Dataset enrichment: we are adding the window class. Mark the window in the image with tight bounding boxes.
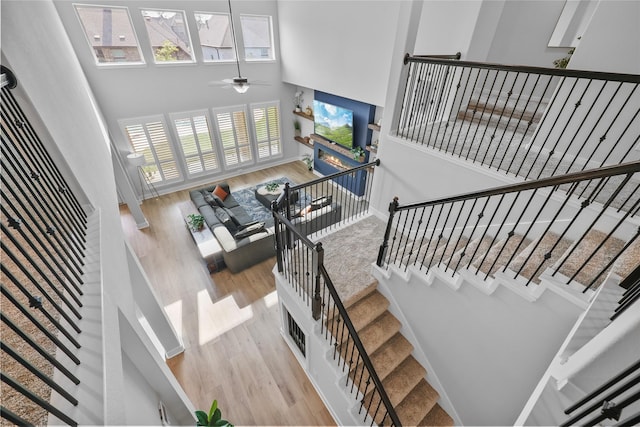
[171,112,221,177]
[140,9,194,63]
[251,102,282,161]
[74,5,144,65]
[212,106,253,169]
[194,12,236,62]
[120,117,181,184]
[239,15,275,61]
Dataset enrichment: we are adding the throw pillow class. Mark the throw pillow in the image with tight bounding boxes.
[212,184,229,201]
[203,193,224,208]
[214,207,238,233]
[234,222,266,240]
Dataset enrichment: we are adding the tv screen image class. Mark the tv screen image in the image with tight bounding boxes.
[313,100,354,149]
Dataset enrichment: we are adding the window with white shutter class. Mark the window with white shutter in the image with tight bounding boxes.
[171,111,220,177]
[250,101,282,161]
[212,105,253,169]
[120,116,181,184]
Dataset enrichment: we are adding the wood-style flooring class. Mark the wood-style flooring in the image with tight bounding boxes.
[120,161,335,426]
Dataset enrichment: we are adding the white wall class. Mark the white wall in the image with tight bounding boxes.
[377,267,583,425]
[414,1,482,58]
[277,0,400,107]
[568,0,640,74]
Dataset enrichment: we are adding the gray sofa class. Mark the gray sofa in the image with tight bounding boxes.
[190,183,275,273]
[189,182,343,273]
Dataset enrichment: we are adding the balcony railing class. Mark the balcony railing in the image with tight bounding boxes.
[397,55,640,182]
[1,69,87,426]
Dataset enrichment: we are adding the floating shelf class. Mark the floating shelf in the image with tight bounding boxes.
[294,136,313,148]
[310,134,365,163]
[368,123,381,132]
[365,145,378,153]
[293,110,313,121]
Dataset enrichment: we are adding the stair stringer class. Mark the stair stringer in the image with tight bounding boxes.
[374,260,585,425]
[371,265,463,426]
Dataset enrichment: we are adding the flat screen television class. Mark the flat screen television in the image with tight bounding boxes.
[313,100,354,149]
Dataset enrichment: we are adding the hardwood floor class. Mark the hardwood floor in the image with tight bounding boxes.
[120,161,335,425]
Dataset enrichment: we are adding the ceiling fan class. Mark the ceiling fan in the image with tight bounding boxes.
[208,0,269,93]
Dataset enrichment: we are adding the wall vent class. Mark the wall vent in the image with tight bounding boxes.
[287,310,306,357]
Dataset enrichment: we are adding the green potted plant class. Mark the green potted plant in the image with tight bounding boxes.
[302,154,313,170]
[350,146,366,161]
[265,181,280,192]
[187,213,205,231]
[195,400,232,427]
[294,119,301,137]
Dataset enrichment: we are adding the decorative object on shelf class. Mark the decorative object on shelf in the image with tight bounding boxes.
[195,399,233,427]
[207,0,268,93]
[377,117,382,126]
[350,146,366,161]
[187,213,205,232]
[304,136,312,145]
[294,119,301,137]
[302,154,313,170]
[305,105,313,116]
[265,181,280,192]
[294,90,304,112]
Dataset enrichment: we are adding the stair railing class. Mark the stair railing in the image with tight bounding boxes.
[272,209,401,426]
[398,54,640,183]
[377,161,640,291]
[1,73,87,426]
[560,359,640,426]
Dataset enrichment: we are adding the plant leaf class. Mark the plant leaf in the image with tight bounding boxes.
[208,400,218,421]
[210,408,222,425]
[215,419,231,426]
[195,410,208,426]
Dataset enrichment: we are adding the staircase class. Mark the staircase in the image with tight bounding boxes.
[333,283,453,426]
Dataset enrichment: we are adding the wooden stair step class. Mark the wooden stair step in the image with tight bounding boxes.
[338,311,401,358]
[509,231,572,284]
[396,379,440,426]
[418,403,454,426]
[450,235,495,272]
[349,333,414,389]
[365,356,426,424]
[473,233,532,277]
[556,229,627,288]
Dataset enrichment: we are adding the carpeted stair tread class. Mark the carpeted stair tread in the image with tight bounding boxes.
[340,311,401,357]
[473,233,532,277]
[396,379,440,426]
[345,290,390,332]
[342,280,379,309]
[432,235,470,271]
[419,403,454,426]
[407,239,447,269]
[555,229,626,288]
[349,333,414,387]
[509,231,573,284]
[613,236,640,278]
[365,356,427,424]
[451,235,495,272]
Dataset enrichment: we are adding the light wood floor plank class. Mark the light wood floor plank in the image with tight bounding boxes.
[120,161,335,426]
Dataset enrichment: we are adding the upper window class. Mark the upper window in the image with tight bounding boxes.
[250,102,282,161]
[74,5,144,65]
[194,12,236,62]
[212,105,253,169]
[239,15,275,61]
[140,9,195,63]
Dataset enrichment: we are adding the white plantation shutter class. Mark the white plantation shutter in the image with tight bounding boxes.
[251,101,282,161]
[213,105,253,169]
[121,116,181,184]
[171,112,220,177]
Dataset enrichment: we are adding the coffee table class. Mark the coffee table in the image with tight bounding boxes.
[255,184,285,209]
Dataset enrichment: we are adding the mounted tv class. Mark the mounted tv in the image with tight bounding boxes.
[313,100,354,149]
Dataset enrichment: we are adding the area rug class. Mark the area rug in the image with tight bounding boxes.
[232,177,299,227]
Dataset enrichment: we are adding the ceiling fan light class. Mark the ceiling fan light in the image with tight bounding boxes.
[233,83,250,94]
